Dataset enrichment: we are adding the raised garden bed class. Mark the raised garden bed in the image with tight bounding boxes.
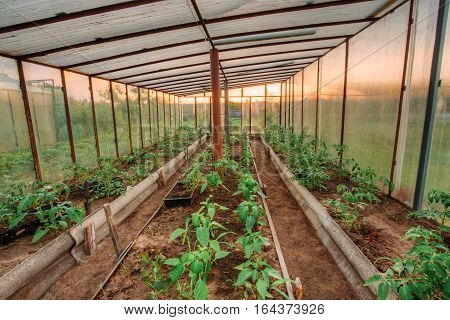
[0,135,207,300]
[95,138,291,300]
[260,128,449,300]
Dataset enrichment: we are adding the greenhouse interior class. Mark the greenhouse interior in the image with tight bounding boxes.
[0,0,448,302]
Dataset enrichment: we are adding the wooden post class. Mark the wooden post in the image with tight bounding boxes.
[109,81,120,158]
[158,169,166,186]
[83,180,91,216]
[89,76,101,158]
[264,84,267,129]
[84,223,96,256]
[210,48,223,160]
[17,60,42,181]
[125,85,133,153]
[60,69,77,163]
[294,277,303,300]
[104,204,123,259]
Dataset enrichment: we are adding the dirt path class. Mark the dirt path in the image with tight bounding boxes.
[251,140,357,300]
[42,154,199,300]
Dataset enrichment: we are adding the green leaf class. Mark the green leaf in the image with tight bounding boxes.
[399,285,413,300]
[245,215,256,230]
[194,278,208,300]
[209,240,220,251]
[256,278,269,299]
[8,212,26,229]
[364,274,382,286]
[168,263,185,282]
[214,251,229,260]
[169,228,185,242]
[378,282,390,300]
[31,228,49,244]
[190,260,204,274]
[196,227,210,247]
[235,268,253,285]
[164,258,181,266]
[207,206,215,219]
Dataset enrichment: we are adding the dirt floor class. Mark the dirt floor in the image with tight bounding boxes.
[96,144,284,300]
[252,140,357,300]
[41,153,199,300]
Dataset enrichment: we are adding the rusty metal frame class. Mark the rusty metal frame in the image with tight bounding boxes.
[0,0,167,34]
[194,97,198,129]
[264,84,268,129]
[88,76,101,157]
[141,65,306,88]
[138,89,144,148]
[301,70,304,134]
[17,60,42,180]
[113,48,327,81]
[60,69,76,163]
[125,85,133,152]
[155,91,160,140]
[147,89,152,144]
[131,57,317,86]
[18,1,374,60]
[109,81,120,158]
[339,39,350,163]
[315,59,320,138]
[279,82,283,126]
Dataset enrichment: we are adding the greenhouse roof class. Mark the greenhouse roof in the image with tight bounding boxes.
[0,0,401,96]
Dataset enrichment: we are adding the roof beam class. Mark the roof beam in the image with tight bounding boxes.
[140,65,304,87]
[162,73,295,92]
[17,0,374,59]
[108,46,332,80]
[0,0,166,34]
[131,57,318,85]
[150,69,299,91]
[138,63,308,86]
[173,77,288,95]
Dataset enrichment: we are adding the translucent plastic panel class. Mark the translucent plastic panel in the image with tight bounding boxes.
[303,62,318,137]
[112,82,130,156]
[281,82,286,127]
[319,44,346,149]
[243,85,265,97]
[267,83,281,96]
[182,97,195,127]
[157,92,165,136]
[344,2,409,179]
[0,57,35,190]
[266,96,280,127]
[173,96,178,128]
[229,88,242,97]
[149,90,159,142]
[242,97,250,132]
[24,62,72,182]
[393,0,439,204]
[197,97,210,130]
[426,5,450,198]
[229,97,242,132]
[164,93,171,129]
[251,97,265,134]
[140,88,151,147]
[64,71,97,168]
[91,78,116,158]
[127,86,141,150]
[293,72,302,133]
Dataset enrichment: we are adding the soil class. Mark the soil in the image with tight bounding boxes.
[41,147,203,300]
[258,138,447,273]
[95,144,285,300]
[251,140,357,300]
